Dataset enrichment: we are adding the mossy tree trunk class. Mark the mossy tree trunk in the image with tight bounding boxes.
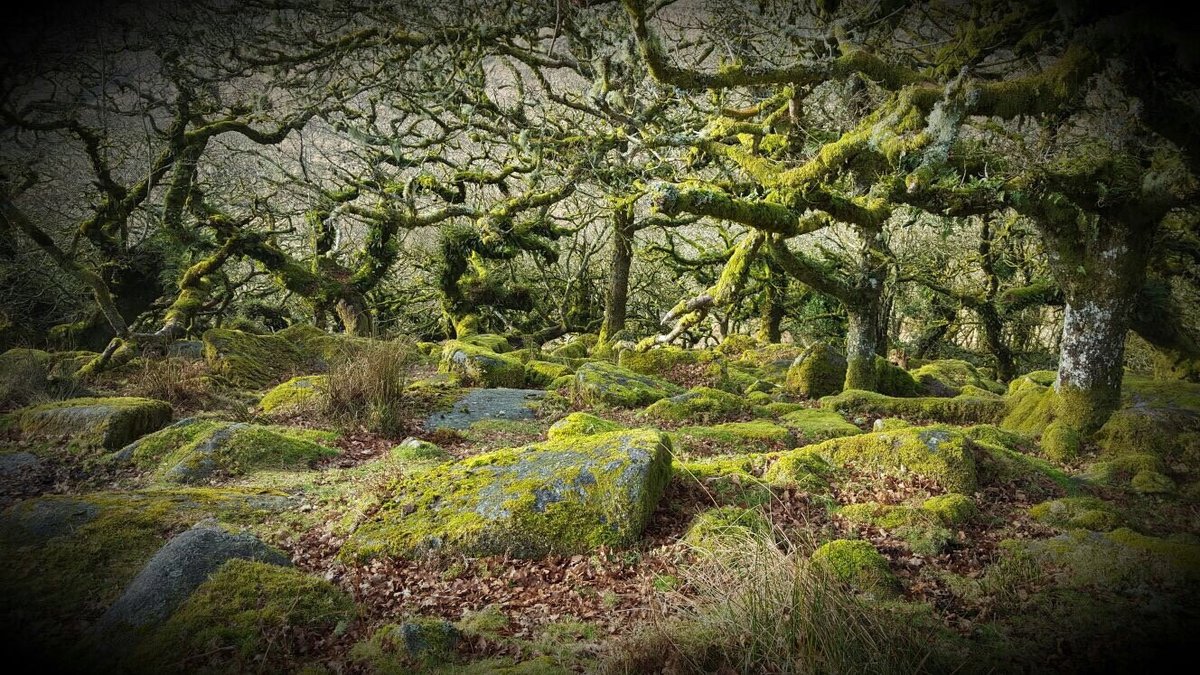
[600,206,634,344]
[757,258,786,343]
[844,298,882,390]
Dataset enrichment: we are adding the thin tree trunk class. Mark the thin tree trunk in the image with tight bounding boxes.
[600,207,634,343]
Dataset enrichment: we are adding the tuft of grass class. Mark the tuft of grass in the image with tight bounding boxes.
[324,338,420,437]
[126,357,214,409]
[601,530,956,674]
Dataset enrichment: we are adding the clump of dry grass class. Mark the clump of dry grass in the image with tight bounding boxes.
[602,530,953,674]
[127,357,215,409]
[324,338,420,437]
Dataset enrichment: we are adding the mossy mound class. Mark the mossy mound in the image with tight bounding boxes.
[642,386,747,423]
[910,359,1006,397]
[6,397,172,450]
[784,343,846,398]
[1130,470,1176,494]
[1041,420,1082,462]
[921,493,977,525]
[0,488,294,657]
[130,559,354,673]
[350,617,462,672]
[258,375,327,414]
[1019,528,1200,590]
[714,334,759,357]
[546,412,624,441]
[572,361,682,408]
[202,324,345,389]
[1030,497,1124,531]
[390,438,453,463]
[342,429,673,560]
[118,418,339,484]
[762,447,834,492]
[682,506,771,550]
[801,425,978,493]
[811,539,900,598]
[618,346,700,377]
[549,334,596,359]
[524,360,572,388]
[777,408,861,443]
[671,421,794,456]
[966,425,1077,493]
[837,502,955,555]
[459,333,512,353]
[821,389,1006,425]
[440,340,528,388]
[873,357,920,397]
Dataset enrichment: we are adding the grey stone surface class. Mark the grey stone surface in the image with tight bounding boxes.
[0,497,99,544]
[0,451,42,475]
[424,388,545,430]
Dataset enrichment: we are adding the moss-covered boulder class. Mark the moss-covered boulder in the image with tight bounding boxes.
[1030,497,1124,531]
[671,421,794,456]
[801,425,978,493]
[1018,528,1200,590]
[524,360,572,388]
[572,361,682,408]
[683,506,771,550]
[1041,420,1082,462]
[342,429,673,560]
[546,412,624,441]
[257,375,327,414]
[777,408,862,443]
[821,389,1006,425]
[921,493,977,525]
[202,324,344,389]
[6,397,172,450]
[351,618,462,671]
[763,447,834,492]
[117,418,338,484]
[440,340,527,388]
[459,333,512,353]
[130,559,354,672]
[618,346,700,377]
[811,539,900,598]
[390,437,452,462]
[784,344,847,398]
[642,386,747,422]
[836,502,955,555]
[874,357,920,397]
[549,334,596,359]
[910,359,1006,397]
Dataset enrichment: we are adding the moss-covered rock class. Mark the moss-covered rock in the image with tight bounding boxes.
[683,506,771,550]
[390,437,452,462]
[6,397,172,450]
[874,357,920,397]
[910,359,1006,397]
[202,324,344,389]
[460,333,512,353]
[1130,470,1176,495]
[351,618,461,672]
[777,408,862,443]
[572,361,682,408]
[921,493,977,525]
[671,421,794,456]
[762,447,834,492]
[837,502,955,555]
[967,425,1078,493]
[801,425,978,493]
[440,340,527,388]
[1019,528,1200,590]
[811,539,900,598]
[642,386,747,423]
[784,343,846,398]
[1030,497,1124,531]
[524,360,572,388]
[714,334,759,357]
[131,559,353,672]
[549,335,595,359]
[342,429,673,560]
[821,389,1006,425]
[546,413,624,441]
[258,375,327,414]
[118,418,339,484]
[618,346,700,377]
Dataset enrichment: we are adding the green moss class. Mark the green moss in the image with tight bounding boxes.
[642,386,747,423]
[811,539,900,598]
[572,361,682,408]
[784,344,846,398]
[350,618,462,673]
[1029,497,1123,531]
[910,359,1006,397]
[682,506,771,550]
[714,334,758,357]
[1021,528,1200,591]
[673,454,771,482]
[524,360,571,388]
[671,421,794,456]
[0,348,97,406]
[921,493,977,525]
[958,384,1002,399]
[874,357,920,397]
[1086,452,1165,484]
[1041,421,1082,462]
[133,559,353,672]
[968,428,1079,493]
[546,413,623,441]
[618,346,700,376]
[203,324,345,388]
[821,389,1006,425]
[1130,470,1176,495]
[0,487,295,647]
[123,419,339,484]
[258,375,327,414]
[839,502,930,529]
[440,340,527,388]
[763,447,834,492]
[1000,383,1058,435]
[8,397,173,451]
[460,333,512,353]
[341,429,672,560]
[550,337,592,360]
[801,425,978,493]
[391,438,452,463]
[778,408,861,443]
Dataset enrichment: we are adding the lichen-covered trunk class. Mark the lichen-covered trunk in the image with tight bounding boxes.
[600,214,633,344]
[757,258,785,343]
[335,294,373,337]
[844,299,881,391]
[1045,221,1153,434]
[978,305,1016,382]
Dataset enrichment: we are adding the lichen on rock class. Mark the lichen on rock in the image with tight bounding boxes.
[6,397,172,450]
[572,361,682,408]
